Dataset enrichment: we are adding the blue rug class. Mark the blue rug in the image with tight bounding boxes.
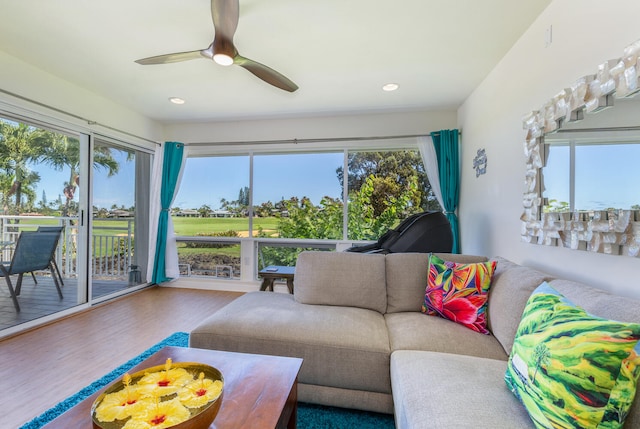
[20,332,395,429]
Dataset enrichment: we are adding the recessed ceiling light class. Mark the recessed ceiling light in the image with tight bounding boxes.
[169,97,185,105]
[382,83,399,92]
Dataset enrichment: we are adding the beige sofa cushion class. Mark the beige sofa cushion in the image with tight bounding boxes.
[385,312,507,361]
[487,256,555,355]
[550,278,640,324]
[294,251,387,313]
[385,252,489,313]
[190,291,392,394]
[391,350,533,429]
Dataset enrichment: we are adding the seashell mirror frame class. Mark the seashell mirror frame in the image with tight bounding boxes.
[521,39,640,257]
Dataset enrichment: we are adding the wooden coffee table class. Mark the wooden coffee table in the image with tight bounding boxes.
[42,346,303,429]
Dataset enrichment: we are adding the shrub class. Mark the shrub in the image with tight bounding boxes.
[184,230,240,248]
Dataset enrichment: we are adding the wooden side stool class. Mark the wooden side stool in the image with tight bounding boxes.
[258,265,295,294]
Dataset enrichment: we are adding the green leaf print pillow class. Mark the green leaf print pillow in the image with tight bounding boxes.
[505,282,640,429]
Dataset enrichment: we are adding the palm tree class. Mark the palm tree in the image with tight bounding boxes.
[0,121,51,214]
[198,204,211,218]
[532,343,551,384]
[35,136,119,216]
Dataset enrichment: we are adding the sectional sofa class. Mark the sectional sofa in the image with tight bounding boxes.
[190,251,640,428]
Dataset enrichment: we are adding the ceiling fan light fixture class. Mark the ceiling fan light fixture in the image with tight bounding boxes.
[169,97,185,105]
[382,83,399,92]
[213,53,234,66]
[135,0,297,91]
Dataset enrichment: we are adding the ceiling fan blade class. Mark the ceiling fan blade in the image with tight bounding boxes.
[234,55,298,92]
[135,49,209,65]
[211,0,239,41]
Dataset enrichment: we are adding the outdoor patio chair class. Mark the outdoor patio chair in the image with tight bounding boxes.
[36,225,64,286]
[1,231,63,312]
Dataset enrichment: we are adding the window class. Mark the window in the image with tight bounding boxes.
[543,136,640,212]
[173,146,440,276]
[254,152,344,240]
[542,143,570,212]
[173,155,249,278]
[575,142,640,210]
[345,149,439,240]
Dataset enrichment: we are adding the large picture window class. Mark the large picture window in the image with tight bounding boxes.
[172,146,441,277]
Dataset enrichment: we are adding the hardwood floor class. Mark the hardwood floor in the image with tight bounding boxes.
[0,276,134,331]
[0,286,242,429]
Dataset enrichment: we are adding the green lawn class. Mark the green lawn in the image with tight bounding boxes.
[177,244,240,257]
[172,216,279,236]
[7,216,279,238]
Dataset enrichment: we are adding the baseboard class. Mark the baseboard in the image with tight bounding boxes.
[159,277,293,294]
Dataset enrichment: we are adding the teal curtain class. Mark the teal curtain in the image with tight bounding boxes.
[152,142,185,283]
[431,130,460,253]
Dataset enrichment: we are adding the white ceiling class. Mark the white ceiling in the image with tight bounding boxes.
[0,0,551,124]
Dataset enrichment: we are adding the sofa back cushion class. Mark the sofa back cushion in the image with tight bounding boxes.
[385,253,488,313]
[486,257,556,355]
[294,251,387,313]
[550,278,640,325]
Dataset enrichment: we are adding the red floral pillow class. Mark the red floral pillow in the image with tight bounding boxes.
[421,254,497,334]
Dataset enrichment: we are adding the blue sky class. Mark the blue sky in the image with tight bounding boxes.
[36,144,639,213]
[31,148,136,209]
[34,141,639,212]
[174,153,345,209]
[32,151,345,211]
[543,142,640,210]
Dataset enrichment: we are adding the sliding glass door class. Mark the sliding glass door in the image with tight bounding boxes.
[0,116,89,329]
[90,137,151,301]
[0,114,153,334]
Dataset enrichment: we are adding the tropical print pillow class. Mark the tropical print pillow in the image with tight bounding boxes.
[421,254,496,334]
[505,282,640,429]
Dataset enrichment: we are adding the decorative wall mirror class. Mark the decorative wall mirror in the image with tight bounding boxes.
[521,39,640,258]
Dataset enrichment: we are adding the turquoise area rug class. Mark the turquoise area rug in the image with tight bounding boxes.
[20,332,395,429]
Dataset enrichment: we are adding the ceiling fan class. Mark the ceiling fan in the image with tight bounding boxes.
[135,0,298,92]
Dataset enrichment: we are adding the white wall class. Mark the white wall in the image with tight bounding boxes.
[0,51,163,143]
[458,0,640,299]
[164,109,457,145]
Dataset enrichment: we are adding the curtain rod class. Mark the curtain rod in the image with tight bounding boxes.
[556,125,640,133]
[0,88,160,145]
[0,87,461,146]
[187,131,461,147]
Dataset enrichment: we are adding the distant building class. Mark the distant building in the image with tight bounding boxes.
[176,209,200,217]
[107,209,133,218]
[211,210,232,218]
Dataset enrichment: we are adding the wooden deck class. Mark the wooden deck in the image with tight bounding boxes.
[0,275,134,331]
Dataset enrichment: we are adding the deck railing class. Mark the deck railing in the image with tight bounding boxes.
[0,215,134,280]
[0,215,369,283]
[175,236,368,282]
